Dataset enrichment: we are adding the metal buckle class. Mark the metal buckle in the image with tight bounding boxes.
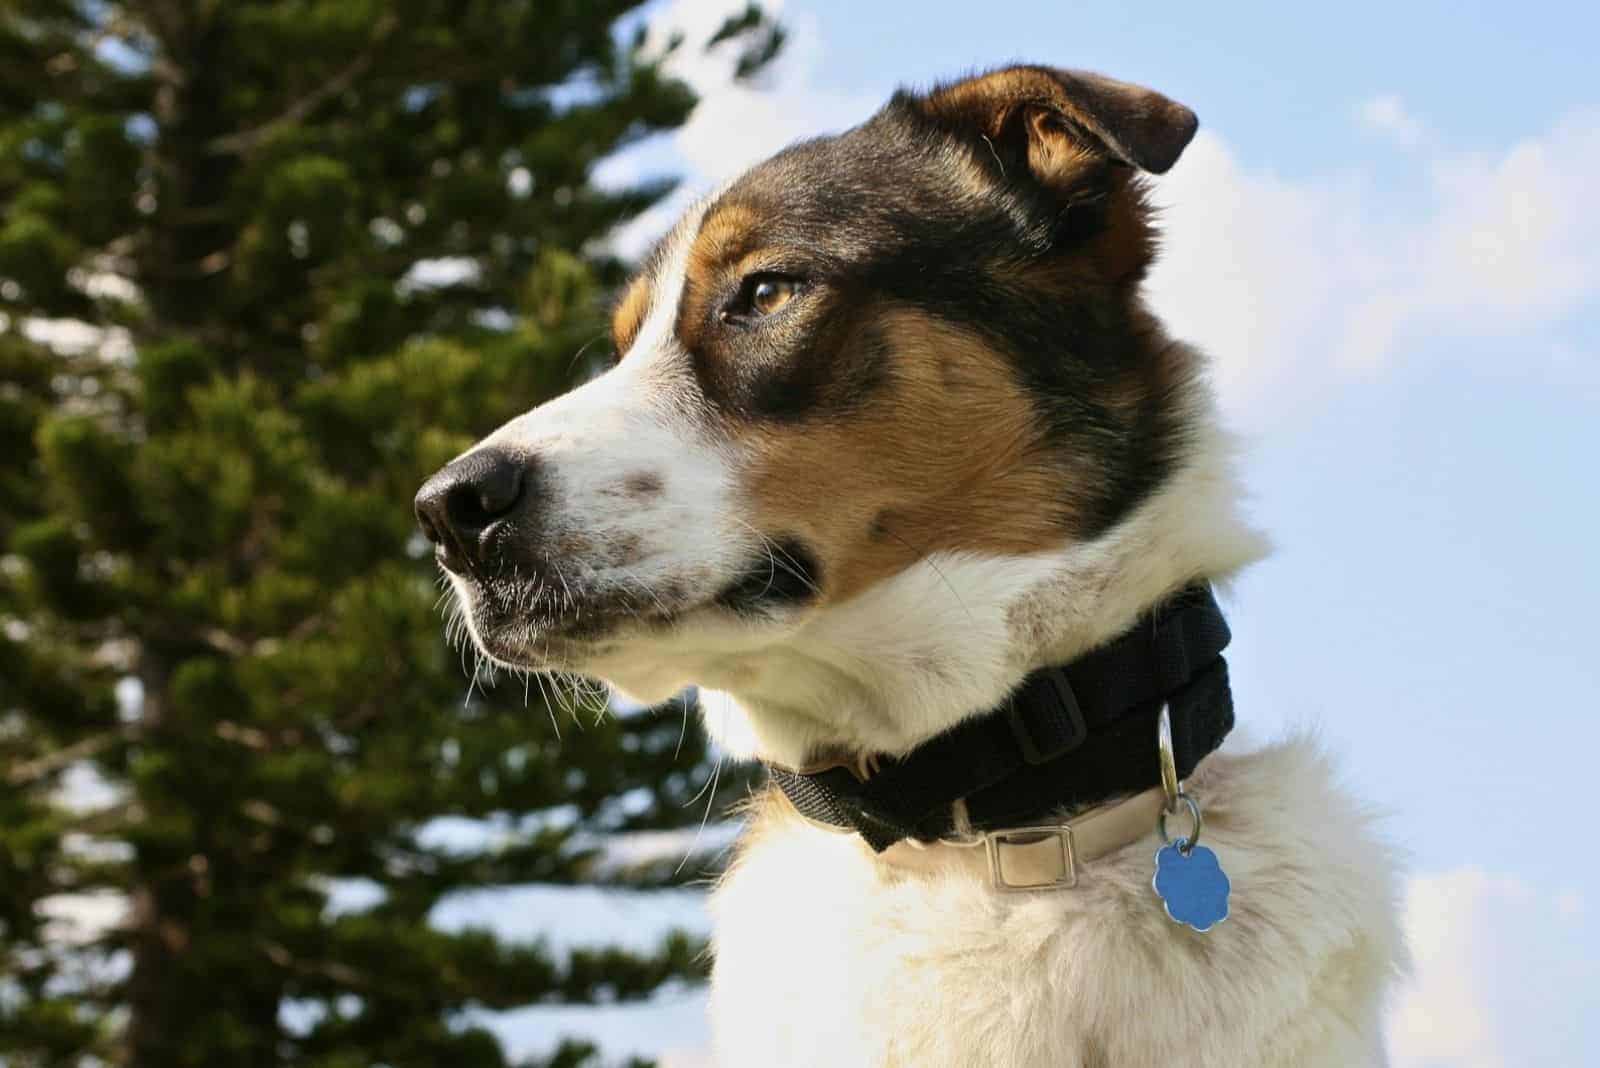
[984,825,1077,891]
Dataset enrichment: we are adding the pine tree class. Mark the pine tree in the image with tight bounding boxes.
[0,3,779,1065]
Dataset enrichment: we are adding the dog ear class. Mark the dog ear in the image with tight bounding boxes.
[917,66,1198,184]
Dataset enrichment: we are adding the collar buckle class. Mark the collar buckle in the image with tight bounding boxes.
[985,825,1078,891]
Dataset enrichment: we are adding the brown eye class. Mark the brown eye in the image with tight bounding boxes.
[725,273,801,321]
[751,276,797,315]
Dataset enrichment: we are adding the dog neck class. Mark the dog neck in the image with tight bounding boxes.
[690,385,1267,770]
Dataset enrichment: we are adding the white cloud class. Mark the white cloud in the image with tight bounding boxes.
[1147,111,1600,423]
[605,0,881,260]
[1144,132,1371,419]
[646,1,877,183]
[1415,116,1600,331]
[1389,867,1598,1068]
[1358,94,1426,146]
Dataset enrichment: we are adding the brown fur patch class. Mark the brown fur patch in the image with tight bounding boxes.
[611,275,652,356]
[606,531,644,567]
[553,531,595,559]
[623,471,663,499]
[730,308,1090,601]
[922,67,1189,285]
[680,201,763,343]
[691,201,762,273]
[923,66,1197,176]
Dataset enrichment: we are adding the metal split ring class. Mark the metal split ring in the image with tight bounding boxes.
[1158,791,1203,854]
[1156,703,1181,813]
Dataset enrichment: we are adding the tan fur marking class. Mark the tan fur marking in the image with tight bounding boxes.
[611,276,651,355]
[928,70,1113,206]
[924,66,1195,177]
[680,202,762,340]
[927,68,1058,139]
[1023,107,1104,188]
[553,531,595,558]
[925,68,1123,173]
[623,471,663,498]
[732,309,1090,601]
[692,202,761,270]
[606,531,644,567]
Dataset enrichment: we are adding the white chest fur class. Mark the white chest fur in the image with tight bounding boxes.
[709,739,1402,1067]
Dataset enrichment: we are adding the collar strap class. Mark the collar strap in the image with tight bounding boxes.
[878,786,1172,891]
[767,585,1233,852]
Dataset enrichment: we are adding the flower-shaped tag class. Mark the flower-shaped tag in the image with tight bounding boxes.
[1152,842,1231,932]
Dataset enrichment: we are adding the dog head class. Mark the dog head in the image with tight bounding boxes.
[417,66,1255,765]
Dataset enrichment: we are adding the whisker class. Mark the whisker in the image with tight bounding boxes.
[464,649,485,708]
[617,565,671,617]
[567,331,610,377]
[532,663,562,741]
[674,693,691,760]
[550,557,573,612]
[874,522,977,625]
[676,692,729,875]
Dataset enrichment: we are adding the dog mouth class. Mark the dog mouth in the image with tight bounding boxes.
[446,537,823,668]
[449,565,672,664]
[710,537,822,615]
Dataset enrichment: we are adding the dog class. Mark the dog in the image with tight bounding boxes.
[416,65,1403,1067]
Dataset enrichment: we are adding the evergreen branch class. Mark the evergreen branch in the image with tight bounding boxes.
[141,0,191,57]
[69,799,143,836]
[206,12,400,157]
[6,727,136,788]
[261,940,371,989]
[196,609,327,661]
[198,626,249,656]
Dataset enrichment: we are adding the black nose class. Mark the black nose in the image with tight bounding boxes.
[414,448,528,572]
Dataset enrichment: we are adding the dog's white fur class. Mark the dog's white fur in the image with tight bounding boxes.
[711,739,1401,1067]
[449,167,1404,1068]
[701,405,1405,1065]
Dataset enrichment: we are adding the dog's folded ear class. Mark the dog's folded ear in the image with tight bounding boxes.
[916,66,1198,185]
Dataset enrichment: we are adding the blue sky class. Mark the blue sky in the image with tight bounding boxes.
[476,2,1600,1064]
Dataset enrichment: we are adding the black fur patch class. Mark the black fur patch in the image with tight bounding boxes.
[670,88,1186,539]
[714,537,822,614]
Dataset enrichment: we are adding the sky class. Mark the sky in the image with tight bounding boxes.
[32,2,1600,1064]
[445,1,1599,1064]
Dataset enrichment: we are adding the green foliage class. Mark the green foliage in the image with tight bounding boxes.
[0,2,779,1065]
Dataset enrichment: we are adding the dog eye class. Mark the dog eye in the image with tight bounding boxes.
[750,276,798,315]
[725,273,801,321]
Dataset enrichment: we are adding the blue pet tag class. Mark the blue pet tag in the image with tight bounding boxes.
[1152,841,1231,933]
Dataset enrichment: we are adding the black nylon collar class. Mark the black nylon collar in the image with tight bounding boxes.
[767,585,1234,851]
